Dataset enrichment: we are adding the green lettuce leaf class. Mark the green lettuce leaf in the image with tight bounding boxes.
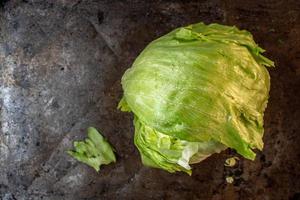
[133,116,226,175]
[68,127,116,172]
[119,22,273,174]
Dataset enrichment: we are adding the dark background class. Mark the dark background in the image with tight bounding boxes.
[0,0,299,199]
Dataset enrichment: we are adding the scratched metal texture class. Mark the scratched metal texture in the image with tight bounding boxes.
[0,0,299,199]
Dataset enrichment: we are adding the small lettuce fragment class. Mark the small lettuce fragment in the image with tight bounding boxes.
[226,176,234,184]
[224,156,239,167]
[68,127,116,172]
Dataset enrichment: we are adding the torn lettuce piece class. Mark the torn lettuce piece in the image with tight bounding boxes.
[68,127,116,172]
[224,156,239,167]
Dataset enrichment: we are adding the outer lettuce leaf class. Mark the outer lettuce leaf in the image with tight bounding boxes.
[119,22,273,173]
[68,127,116,172]
[133,116,226,175]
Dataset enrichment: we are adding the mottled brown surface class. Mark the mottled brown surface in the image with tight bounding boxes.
[0,0,299,199]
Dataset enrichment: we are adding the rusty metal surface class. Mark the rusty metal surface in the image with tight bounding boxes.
[0,0,299,199]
